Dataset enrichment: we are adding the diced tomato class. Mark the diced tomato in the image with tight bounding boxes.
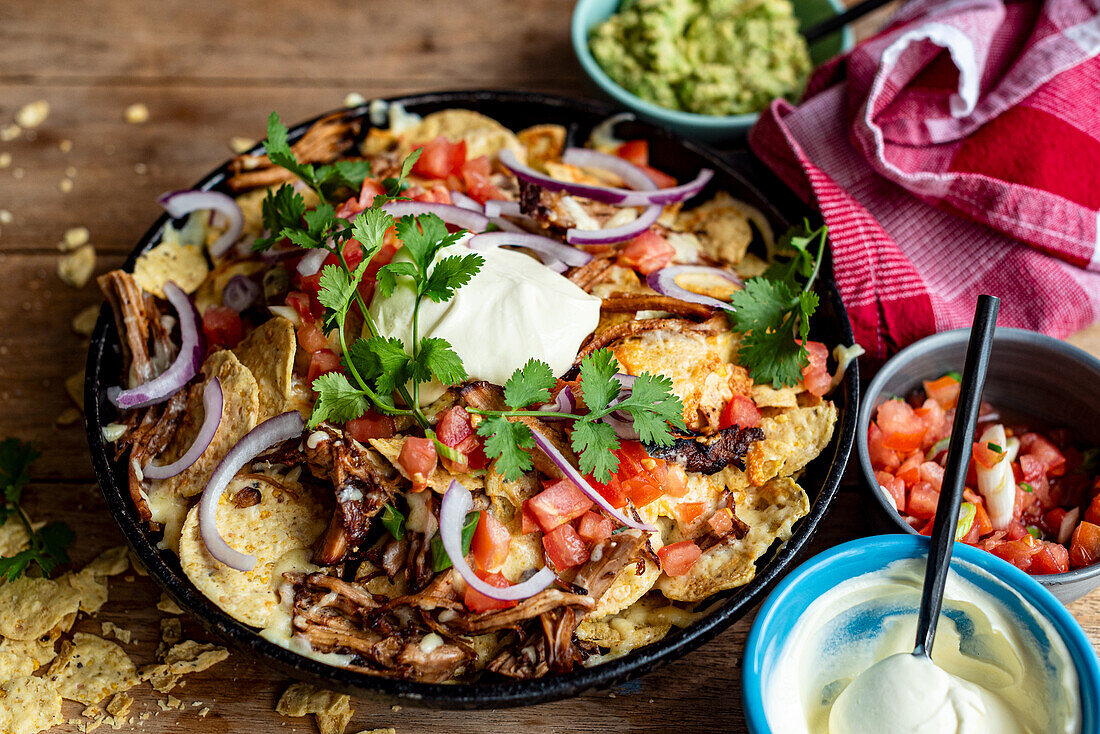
[972,440,1005,469]
[1020,433,1066,476]
[867,423,901,472]
[1031,542,1070,574]
[412,136,466,179]
[991,538,1040,572]
[615,140,649,167]
[959,516,981,544]
[459,155,505,203]
[520,503,539,534]
[639,163,678,189]
[1070,521,1100,569]
[919,461,944,492]
[543,523,590,569]
[437,406,474,446]
[875,400,926,453]
[907,481,939,519]
[1085,495,1100,526]
[357,179,385,209]
[620,474,664,508]
[658,541,702,577]
[719,394,762,430]
[472,510,511,573]
[676,502,707,525]
[611,441,667,508]
[577,511,614,544]
[357,242,399,304]
[202,305,244,348]
[346,410,395,441]
[285,291,315,323]
[875,470,905,511]
[408,184,453,204]
[297,321,329,354]
[662,464,688,498]
[800,341,831,397]
[398,437,437,492]
[708,507,735,536]
[586,474,630,509]
[463,570,516,612]
[1004,521,1029,541]
[923,375,961,410]
[915,399,948,450]
[527,479,593,533]
[974,502,994,536]
[617,231,675,275]
[306,349,342,384]
[896,451,925,487]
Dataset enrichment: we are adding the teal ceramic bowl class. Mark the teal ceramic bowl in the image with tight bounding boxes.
[742,535,1100,733]
[571,0,854,143]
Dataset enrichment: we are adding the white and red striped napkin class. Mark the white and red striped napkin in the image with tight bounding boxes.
[750,0,1100,362]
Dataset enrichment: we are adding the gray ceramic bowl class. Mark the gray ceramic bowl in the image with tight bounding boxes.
[856,327,1100,604]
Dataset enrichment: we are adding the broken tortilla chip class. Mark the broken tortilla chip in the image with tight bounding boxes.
[276,682,352,717]
[0,675,63,734]
[132,240,209,298]
[0,575,82,641]
[0,638,56,683]
[233,316,296,420]
[46,633,139,706]
[178,476,326,627]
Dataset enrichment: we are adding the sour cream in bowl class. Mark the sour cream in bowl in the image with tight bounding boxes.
[742,535,1100,734]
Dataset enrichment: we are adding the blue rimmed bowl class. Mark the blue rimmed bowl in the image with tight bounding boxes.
[571,0,854,142]
[742,534,1100,733]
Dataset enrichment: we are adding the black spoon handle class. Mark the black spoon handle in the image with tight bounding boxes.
[803,0,898,43]
[913,294,1000,658]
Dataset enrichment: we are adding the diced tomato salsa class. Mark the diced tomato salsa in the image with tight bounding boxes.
[869,372,1099,575]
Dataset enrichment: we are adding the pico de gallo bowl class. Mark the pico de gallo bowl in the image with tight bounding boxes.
[857,327,1100,603]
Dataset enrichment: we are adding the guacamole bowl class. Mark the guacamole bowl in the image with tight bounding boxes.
[571,0,853,143]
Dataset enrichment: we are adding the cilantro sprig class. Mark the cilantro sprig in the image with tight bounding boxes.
[728,220,827,388]
[0,439,74,580]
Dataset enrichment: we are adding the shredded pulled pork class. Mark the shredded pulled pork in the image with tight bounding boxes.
[646,425,765,475]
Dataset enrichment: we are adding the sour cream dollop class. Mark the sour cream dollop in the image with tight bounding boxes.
[369,243,601,405]
[767,558,1080,734]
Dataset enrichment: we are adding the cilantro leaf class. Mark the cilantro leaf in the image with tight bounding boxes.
[765,219,825,286]
[255,184,307,251]
[375,261,418,300]
[0,438,38,513]
[0,440,73,580]
[421,253,484,303]
[309,372,369,429]
[571,420,621,481]
[302,202,337,244]
[611,372,685,446]
[411,337,466,387]
[577,349,622,413]
[315,159,372,197]
[477,417,535,480]
[503,359,556,409]
[263,111,315,185]
[351,207,394,260]
[380,149,422,199]
[316,260,369,333]
[366,336,413,396]
[395,214,465,276]
[729,278,810,388]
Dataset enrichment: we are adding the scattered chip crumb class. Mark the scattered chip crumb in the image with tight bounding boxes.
[65,370,85,411]
[276,683,351,717]
[60,226,91,250]
[0,124,18,142]
[198,707,210,717]
[344,92,366,108]
[66,165,78,178]
[229,136,255,154]
[162,639,229,674]
[156,593,183,615]
[0,209,12,224]
[355,730,396,734]
[72,304,100,336]
[159,617,182,648]
[60,139,73,153]
[134,162,148,175]
[105,691,133,718]
[166,694,182,709]
[0,154,9,169]
[391,705,401,712]
[129,551,149,576]
[141,664,181,694]
[101,621,132,645]
[316,707,355,734]
[57,244,96,288]
[12,167,25,179]
[124,103,150,124]
[59,178,74,194]
[16,100,49,128]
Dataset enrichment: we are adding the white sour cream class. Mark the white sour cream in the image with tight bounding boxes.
[369,243,601,405]
[767,558,1080,734]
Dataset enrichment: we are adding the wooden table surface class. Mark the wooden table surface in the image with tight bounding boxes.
[2,1,1097,732]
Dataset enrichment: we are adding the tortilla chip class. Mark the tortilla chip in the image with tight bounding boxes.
[675,191,761,266]
[162,640,229,674]
[657,477,810,601]
[276,682,351,717]
[745,403,837,487]
[105,691,133,718]
[0,638,55,683]
[178,477,327,627]
[156,592,183,615]
[140,664,180,694]
[398,109,525,164]
[85,546,130,577]
[0,515,32,557]
[0,575,82,641]
[132,240,209,298]
[46,633,139,705]
[160,617,183,647]
[0,675,63,734]
[233,316,296,420]
[577,596,674,652]
[588,557,661,619]
[68,571,109,615]
[751,383,803,409]
[317,706,355,734]
[159,350,261,498]
[100,622,131,645]
[517,124,566,170]
[369,437,484,494]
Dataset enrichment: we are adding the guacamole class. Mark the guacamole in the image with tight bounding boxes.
[589,0,812,116]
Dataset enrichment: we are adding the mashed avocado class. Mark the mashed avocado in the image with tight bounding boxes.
[589,0,812,116]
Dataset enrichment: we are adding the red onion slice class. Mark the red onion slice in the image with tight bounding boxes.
[108,281,204,410]
[484,200,522,218]
[602,374,639,439]
[646,265,741,311]
[566,204,662,246]
[561,147,658,191]
[499,148,713,207]
[441,480,555,601]
[296,248,329,277]
[222,275,260,312]
[489,216,527,234]
[538,385,576,416]
[529,431,656,532]
[467,232,592,268]
[449,191,483,212]
[198,410,305,571]
[382,201,489,232]
[158,190,244,258]
[143,378,223,480]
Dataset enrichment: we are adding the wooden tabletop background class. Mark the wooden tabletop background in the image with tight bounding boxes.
[2,1,1098,732]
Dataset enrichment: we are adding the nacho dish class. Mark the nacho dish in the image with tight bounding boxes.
[98,103,849,683]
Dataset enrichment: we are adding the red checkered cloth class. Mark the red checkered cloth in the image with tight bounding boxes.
[749,0,1100,362]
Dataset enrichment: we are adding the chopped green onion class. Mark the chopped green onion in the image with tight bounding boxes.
[955,502,976,541]
[987,442,1003,453]
[943,371,962,382]
[929,436,951,461]
[1026,525,1042,539]
[430,510,478,572]
[432,436,466,465]
[380,503,406,541]
[1019,482,1034,493]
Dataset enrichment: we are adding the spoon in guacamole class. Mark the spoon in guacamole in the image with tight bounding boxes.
[829,296,1009,734]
